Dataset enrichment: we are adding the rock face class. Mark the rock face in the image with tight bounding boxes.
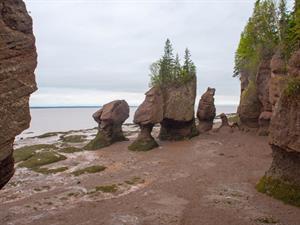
[129,87,163,151]
[257,50,300,207]
[269,51,288,110]
[159,76,199,140]
[258,111,273,136]
[85,100,129,150]
[238,80,262,128]
[197,87,216,133]
[0,0,37,189]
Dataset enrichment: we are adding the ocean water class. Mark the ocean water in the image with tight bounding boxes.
[19,105,237,138]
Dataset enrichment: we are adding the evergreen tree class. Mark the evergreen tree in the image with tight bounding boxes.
[174,54,182,79]
[160,39,174,83]
[234,0,278,78]
[149,39,196,87]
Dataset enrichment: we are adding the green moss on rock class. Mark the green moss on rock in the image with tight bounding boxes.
[33,167,68,174]
[256,176,300,207]
[128,139,158,151]
[284,77,300,98]
[72,165,106,176]
[95,184,118,193]
[125,176,145,185]
[59,147,82,154]
[84,132,111,150]
[60,135,87,143]
[18,151,67,169]
[14,144,58,163]
[36,132,61,138]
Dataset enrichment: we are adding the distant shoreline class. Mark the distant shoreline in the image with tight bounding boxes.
[30,105,238,109]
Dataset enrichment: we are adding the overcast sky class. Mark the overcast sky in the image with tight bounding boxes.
[24,0,256,107]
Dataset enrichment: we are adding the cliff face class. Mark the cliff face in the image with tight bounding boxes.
[0,0,37,188]
[257,49,300,207]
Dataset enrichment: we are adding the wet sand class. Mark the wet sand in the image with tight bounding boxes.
[1,126,299,225]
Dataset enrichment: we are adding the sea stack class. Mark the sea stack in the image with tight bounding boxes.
[159,76,199,140]
[257,49,300,207]
[129,87,163,151]
[197,87,216,133]
[85,100,129,150]
[0,0,37,189]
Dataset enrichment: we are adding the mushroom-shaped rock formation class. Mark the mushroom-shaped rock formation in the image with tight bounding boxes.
[85,100,129,150]
[257,49,300,207]
[128,87,163,151]
[159,77,199,140]
[0,0,37,189]
[197,87,216,133]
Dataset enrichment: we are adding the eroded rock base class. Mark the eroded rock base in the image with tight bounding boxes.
[256,145,300,207]
[85,125,128,150]
[129,124,158,151]
[159,119,199,141]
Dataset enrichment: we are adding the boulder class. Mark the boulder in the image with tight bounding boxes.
[0,0,37,189]
[159,76,199,140]
[197,87,216,133]
[85,100,129,150]
[129,87,163,151]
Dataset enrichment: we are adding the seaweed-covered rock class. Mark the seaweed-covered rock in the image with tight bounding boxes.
[85,100,129,150]
[197,87,216,133]
[129,87,163,151]
[238,81,262,128]
[159,76,199,140]
[0,0,37,188]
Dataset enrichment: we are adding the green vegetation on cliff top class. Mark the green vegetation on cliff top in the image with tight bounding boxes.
[234,0,300,80]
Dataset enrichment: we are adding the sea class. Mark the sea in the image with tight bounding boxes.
[19,105,238,139]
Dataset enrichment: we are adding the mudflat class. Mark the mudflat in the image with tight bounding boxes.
[0,127,299,225]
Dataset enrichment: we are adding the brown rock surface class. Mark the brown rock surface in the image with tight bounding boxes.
[256,59,272,112]
[258,111,273,136]
[85,100,129,150]
[159,76,198,140]
[197,87,216,133]
[260,50,300,202]
[0,0,37,188]
[269,51,288,110]
[133,87,163,125]
[238,80,262,128]
[129,87,163,151]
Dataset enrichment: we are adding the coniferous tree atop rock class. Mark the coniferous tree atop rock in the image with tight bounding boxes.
[150,39,196,87]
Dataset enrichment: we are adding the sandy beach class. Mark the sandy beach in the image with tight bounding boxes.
[1,124,299,225]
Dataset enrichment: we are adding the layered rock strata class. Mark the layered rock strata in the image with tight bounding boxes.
[0,0,37,189]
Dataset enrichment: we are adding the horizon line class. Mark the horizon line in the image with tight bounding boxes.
[30,104,238,109]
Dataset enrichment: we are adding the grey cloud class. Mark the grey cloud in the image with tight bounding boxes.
[25,0,255,103]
